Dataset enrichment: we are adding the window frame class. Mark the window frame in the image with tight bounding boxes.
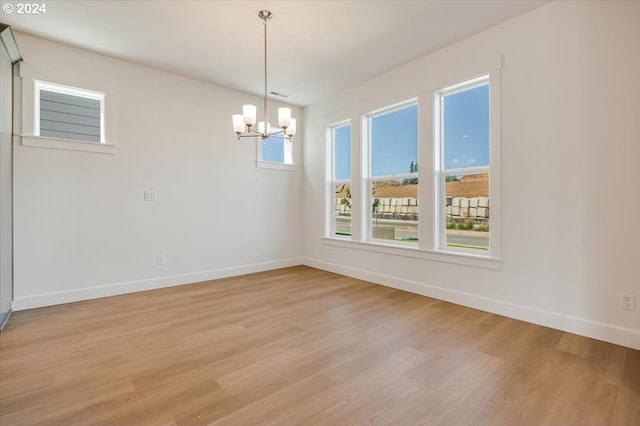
[18,63,116,154]
[322,60,501,269]
[434,75,492,256]
[255,128,297,171]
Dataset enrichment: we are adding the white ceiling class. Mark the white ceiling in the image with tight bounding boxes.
[2,0,548,106]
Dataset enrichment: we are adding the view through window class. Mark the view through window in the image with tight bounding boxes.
[439,79,490,252]
[368,103,418,244]
[332,123,351,237]
[326,72,497,259]
[260,132,293,164]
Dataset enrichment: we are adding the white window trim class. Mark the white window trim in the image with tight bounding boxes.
[255,160,297,171]
[322,58,502,269]
[321,237,501,270]
[18,62,116,154]
[21,136,116,154]
[434,72,501,259]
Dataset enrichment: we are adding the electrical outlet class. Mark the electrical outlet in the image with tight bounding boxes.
[144,191,157,201]
[156,255,166,266]
[620,294,635,311]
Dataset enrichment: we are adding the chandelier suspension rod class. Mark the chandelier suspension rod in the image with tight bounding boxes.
[263,13,268,138]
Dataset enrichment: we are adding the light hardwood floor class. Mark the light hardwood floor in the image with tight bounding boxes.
[1,266,638,425]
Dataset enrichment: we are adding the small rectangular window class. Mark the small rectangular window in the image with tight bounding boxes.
[35,81,105,143]
[258,130,293,166]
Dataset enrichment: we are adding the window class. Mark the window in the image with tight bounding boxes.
[367,102,418,244]
[329,122,351,237]
[18,63,115,154]
[323,62,500,267]
[35,81,105,143]
[258,132,293,164]
[436,76,491,254]
[256,129,296,170]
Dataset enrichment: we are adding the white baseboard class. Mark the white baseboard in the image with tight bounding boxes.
[12,258,302,311]
[300,257,640,350]
[12,256,639,350]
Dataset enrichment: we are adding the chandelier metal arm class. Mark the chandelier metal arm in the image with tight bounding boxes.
[235,126,288,141]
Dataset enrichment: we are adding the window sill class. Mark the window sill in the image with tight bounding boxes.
[321,237,501,270]
[20,135,116,154]
[255,161,298,171]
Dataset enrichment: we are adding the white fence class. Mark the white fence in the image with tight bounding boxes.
[336,196,490,222]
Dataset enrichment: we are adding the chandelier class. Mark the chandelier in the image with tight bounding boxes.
[232,10,296,141]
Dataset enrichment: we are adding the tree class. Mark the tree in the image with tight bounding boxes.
[338,185,351,209]
[404,161,418,185]
[372,198,380,227]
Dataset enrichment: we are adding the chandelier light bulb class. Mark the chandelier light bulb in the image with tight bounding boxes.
[232,114,245,134]
[258,121,271,135]
[278,107,292,128]
[242,104,257,126]
[286,118,296,136]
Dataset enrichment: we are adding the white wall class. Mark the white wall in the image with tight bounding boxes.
[12,33,302,309]
[302,1,640,349]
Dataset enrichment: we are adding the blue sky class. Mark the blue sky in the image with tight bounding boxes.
[443,84,489,170]
[334,83,489,179]
[334,125,351,180]
[262,134,284,163]
[371,105,418,176]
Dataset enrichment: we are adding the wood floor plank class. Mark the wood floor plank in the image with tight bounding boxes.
[1,266,638,425]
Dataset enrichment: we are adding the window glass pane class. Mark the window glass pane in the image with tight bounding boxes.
[39,90,101,143]
[443,84,489,170]
[334,125,351,180]
[334,182,351,237]
[371,178,418,244]
[371,104,418,177]
[445,172,489,252]
[262,135,284,163]
[283,139,293,164]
